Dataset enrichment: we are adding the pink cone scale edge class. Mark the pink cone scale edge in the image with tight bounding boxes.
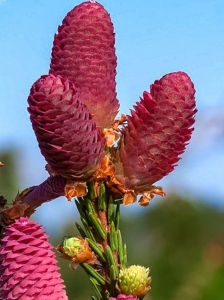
[115,71,197,193]
[0,217,68,300]
[109,294,138,300]
[27,74,106,180]
[50,1,119,128]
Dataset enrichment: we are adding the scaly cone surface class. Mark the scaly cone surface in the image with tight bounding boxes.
[0,217,68,300]
[50,1,119,128]
[27,73,106,180]
[109,295,138,300]
[115,71,197,193]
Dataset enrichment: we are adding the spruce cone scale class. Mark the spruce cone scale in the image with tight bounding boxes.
[50,1,119,128]
[115,72,197,192]
[0,217,68,300]
[28,74,106,180]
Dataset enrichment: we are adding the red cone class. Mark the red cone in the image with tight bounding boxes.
[50,1,119,128]
[28,74,105,180]
[115,72,197,192]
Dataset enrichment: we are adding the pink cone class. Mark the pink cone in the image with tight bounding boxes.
[0,217,68,300]
[50,1,119,128]
[109,294,138,300]
[27,73,105,180]
[115,71,197,192]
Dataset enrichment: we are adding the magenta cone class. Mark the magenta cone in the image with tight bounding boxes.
[116,71,197,192]
[27,74,105,180]
[0,217,68,300]
[50,1,119,128]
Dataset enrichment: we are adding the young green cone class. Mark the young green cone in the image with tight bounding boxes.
[118,265,151,298]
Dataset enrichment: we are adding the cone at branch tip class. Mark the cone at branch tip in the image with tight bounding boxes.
[50,1,119,128]
[0,217,68,300]
[118,265,151,297]
[114,71,197,195]
[56,236,96,265]
[109,295,138,300]
[27,73,106,180]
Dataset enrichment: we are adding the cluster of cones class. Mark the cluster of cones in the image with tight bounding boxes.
[0,1,197,299]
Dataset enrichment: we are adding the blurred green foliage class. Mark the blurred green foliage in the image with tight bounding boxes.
[0,149,19,202]
[54,195,224,300]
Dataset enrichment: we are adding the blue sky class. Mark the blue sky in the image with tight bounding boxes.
[0,0,224,231]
